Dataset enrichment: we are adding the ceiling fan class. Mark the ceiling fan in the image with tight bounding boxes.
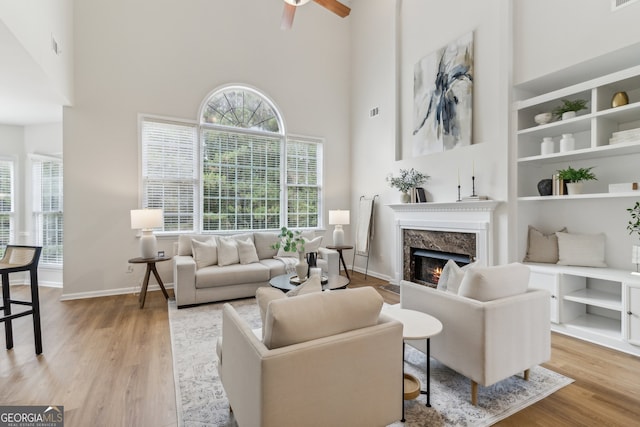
[281,0,351,30]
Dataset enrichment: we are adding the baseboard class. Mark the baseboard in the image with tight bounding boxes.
[349,265,392,283]
[60,282,174,301]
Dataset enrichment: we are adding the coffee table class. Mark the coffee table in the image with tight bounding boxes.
[382,306,443,422]
[269,273,349,292]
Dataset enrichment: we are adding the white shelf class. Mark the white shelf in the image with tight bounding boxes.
[518,191,640,201]
[517,114,592,136]
[564,288,622,311]
[563,314,622,340]
[517,140,640,164]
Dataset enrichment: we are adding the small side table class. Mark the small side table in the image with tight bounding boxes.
[382,307,443,422]
[128,256,171,308]
[326,245,353,280]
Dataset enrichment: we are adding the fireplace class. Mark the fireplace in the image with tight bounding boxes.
[403,228,476,287]
[388,200,500,286]
[411,249,472,286]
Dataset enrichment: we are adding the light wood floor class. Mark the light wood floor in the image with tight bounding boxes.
[2,273,640,426]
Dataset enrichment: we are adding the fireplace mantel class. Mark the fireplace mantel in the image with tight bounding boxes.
[387,200,502,285]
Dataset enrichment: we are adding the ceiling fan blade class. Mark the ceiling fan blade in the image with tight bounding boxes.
[281,3,296,30]
[313,0,351,18]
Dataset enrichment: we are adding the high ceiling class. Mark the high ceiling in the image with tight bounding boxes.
[0,20,64,126]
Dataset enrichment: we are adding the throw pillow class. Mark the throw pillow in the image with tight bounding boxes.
[217,237,240,266]
[556,232,607,267]
[178,234,211,256]
[191,238,218,269]
[237,238,260,265]
[457,263,530,302]
[253,232,279,259]
[286,275,323,297]
[523,226,567,263]
[256,286,286,328]
[437,259,475,294]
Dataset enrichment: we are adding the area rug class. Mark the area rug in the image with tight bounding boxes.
[168,298,573,426]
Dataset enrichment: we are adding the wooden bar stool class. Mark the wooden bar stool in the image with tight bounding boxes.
[0,245,43,355]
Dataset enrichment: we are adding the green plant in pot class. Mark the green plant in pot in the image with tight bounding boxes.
[627,202,640,274]
[552,99,588,121]
[556,166,596,195]
[272,226,309,280]
[386,168,429,203]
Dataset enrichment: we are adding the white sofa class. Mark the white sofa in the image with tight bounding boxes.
[218,287,404,427]
[173,231,339,307]
[400,263,551,405]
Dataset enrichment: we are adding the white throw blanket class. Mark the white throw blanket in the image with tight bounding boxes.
[355,198,374,255]
[274,256,298,271]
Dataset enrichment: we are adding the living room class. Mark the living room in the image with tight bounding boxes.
[1,0,640,425]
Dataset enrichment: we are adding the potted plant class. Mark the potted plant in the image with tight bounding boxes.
[552,99,588,121]
[386,168,429,203]
[272,227,308,279]
[556,166,597,195]
[627,202,640,274]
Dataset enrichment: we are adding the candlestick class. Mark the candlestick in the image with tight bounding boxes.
[472,160,475,176]
[457,168,460,186]
[471,175,477,197]
[457,184,462,202]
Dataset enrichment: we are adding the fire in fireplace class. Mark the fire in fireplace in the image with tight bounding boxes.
[410,249,472,286]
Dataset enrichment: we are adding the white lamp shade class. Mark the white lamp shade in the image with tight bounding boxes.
[329,210,350,225]
[131,209,163,230]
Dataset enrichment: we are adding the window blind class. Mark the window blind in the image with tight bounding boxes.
[141,119,198,232]
[0,159,13,258]
[32,159,63,265]
[286,137,322,229]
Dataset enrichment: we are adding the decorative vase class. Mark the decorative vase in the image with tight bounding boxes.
[612,91,629,108]
[541,137,554,155]
[560,134,575,152]
[632,245,640,275]
[295,252,308,281]
[400,192,410,203]
[537,179,553,196]
[562,111,576,120]
[566,182,583,195]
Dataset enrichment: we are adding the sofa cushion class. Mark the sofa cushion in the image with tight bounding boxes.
[238,238,260,265]
[457,263,530,302]
[256,286,287,327]
[263,287,383,350]
[286,275,323,297]
[556,232,607,267]
[217,237,240,266]
[254,232,279,259]
[259,258,288,276]
[523,226,566,264]
[195,263,270,288]
[191,238,218,268]
[178,234,213,256]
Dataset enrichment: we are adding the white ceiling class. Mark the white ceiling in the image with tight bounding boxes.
[0,20,63,126]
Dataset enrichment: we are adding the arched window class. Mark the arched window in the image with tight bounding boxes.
[140,85,322,233]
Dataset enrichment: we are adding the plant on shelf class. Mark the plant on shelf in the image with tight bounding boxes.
[386,168,429,202]
[556,166,596,195]
[556,166,597,183]
[552,99,588,120]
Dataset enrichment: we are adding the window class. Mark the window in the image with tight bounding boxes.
[140,86,322,234]
[141,120,198,232]
[32,158,63,265]
[0,159,14,258]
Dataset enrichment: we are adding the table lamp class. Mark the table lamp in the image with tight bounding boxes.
[131,209,163,259]
[329,210,350,246]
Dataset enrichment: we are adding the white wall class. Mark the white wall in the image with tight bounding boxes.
[62,0,351,298]
[350,0,511,280]
[0,0,73,105]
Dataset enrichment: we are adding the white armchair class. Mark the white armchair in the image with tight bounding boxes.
[400,264,551,405]
[218,287,404,427]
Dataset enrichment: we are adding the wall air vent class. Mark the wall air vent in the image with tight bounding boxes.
[612,0,639,10]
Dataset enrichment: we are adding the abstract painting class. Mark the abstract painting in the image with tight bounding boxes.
[412,32,473,156]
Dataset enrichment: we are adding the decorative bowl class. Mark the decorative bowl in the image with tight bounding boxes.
[534,112,552,125]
